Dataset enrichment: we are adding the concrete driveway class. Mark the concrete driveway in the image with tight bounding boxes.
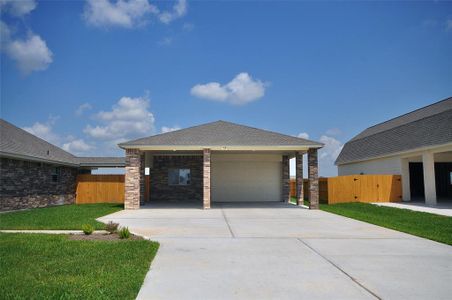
[99,202,452,300]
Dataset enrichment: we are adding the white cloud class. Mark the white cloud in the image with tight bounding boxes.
[291,131,344,177]
[182,22,194,31]
[191,72,267,105]
[4,33,53,74]
[318,135,343,177]
[446,19,452,32]
[325,128,342,136]
[83,0,158,28]
[84,95,155,141]
[0,21,10,46]
[62,139,95,154]
[76,103,93,116]
[0,0,36,17]
[297,132,309,139]
[1,1,53,74]
[157,36,173,46]
[23,116,60,145]
[158,0,187,24]
[161,126,181,133]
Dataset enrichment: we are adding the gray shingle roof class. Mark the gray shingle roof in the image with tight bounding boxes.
[336,97,452,165]
[78,157,125,167]
[119,120,323,148]
[0,119,78,165]
[0,119,123,167]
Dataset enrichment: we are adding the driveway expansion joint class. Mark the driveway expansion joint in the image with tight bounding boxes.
[297,238,382,300]
[220,205,236,238]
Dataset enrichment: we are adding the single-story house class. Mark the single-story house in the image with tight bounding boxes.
[336,97,452,205]
[119,120,323,209]
[0,119,124,211]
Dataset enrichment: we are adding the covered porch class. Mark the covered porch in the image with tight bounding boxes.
[401,145,452,206]
[123,147,321,210]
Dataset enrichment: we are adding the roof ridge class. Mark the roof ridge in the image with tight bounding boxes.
[118,120,225,146]
[348,97,452,143]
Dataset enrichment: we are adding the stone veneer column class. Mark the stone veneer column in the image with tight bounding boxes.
[308,148,319,209]
[203,148,211,209]
[295,152,304,206]
[282,155,290,203]
[139,152,145,205]
[125,149,141,210]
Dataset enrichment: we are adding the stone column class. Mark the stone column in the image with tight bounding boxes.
[203,148,211,209]
[125,149,141,210]
[295,152,304,206]
[139,152,145,205]
[422,152,437,206]
[401,158,411,202]
[308,148,319,209]
[282,155,290,203]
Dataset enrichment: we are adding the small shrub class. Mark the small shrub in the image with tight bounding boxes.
[82,224,94,235]
[105,221,119,234]
[118,227,130,239]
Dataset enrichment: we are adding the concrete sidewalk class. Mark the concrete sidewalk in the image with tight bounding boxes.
[373,202,452,217]
[100,202,452,300]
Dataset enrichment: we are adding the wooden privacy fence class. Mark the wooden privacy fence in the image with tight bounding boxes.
[327,175,402,204]
[290,178,328,203]
[76,175,125,204]
[76,174,401,205]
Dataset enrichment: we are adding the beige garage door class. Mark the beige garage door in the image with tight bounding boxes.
[211,154,282,202]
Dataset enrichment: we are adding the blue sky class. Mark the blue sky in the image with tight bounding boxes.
[1,0,451,176]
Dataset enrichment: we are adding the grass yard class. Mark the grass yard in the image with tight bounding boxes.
[0,203,122,230]
[320,202,452,245]
[0,233,158,299]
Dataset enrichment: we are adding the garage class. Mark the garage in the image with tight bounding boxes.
[119,120,322,209]
[211,153,282,202]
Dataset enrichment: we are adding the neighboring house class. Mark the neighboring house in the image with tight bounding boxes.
[336,97,452,205]
[119,120,323,209]
[0,119,124,211]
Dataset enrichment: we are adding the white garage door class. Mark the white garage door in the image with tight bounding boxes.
[211,154,282,202]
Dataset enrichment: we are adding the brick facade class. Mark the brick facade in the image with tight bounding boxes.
[125,149,141,209]
[295,152,304,206]
[0,157,77,211]
[308,148,319,209]
[150,155,203,203]
[203,149,211,209]
[282,155,290,202]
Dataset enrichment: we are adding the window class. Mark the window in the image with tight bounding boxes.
[168,169,191,185]
[51,167,60,183]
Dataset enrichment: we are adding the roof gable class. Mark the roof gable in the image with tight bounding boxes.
[119,120,323,148]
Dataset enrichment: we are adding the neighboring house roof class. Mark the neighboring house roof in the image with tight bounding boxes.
[0,119,123,167]
[119,120,323,149]
[78,157,125,167]
[336,97,452,165]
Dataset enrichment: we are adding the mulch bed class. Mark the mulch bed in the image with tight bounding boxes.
[69,233,143,241]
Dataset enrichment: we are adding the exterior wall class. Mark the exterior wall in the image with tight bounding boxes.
[150,155,203,202]
[0,157,77,211]
[211,153,282,202]
[338,156,402,176]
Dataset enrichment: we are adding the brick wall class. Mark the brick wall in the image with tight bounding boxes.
[0,157,78,211]
[150,155,203,203]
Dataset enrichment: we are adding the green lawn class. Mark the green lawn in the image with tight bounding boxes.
[0,203,123,230]
[320,202,452,245]
[0,233,158,299]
